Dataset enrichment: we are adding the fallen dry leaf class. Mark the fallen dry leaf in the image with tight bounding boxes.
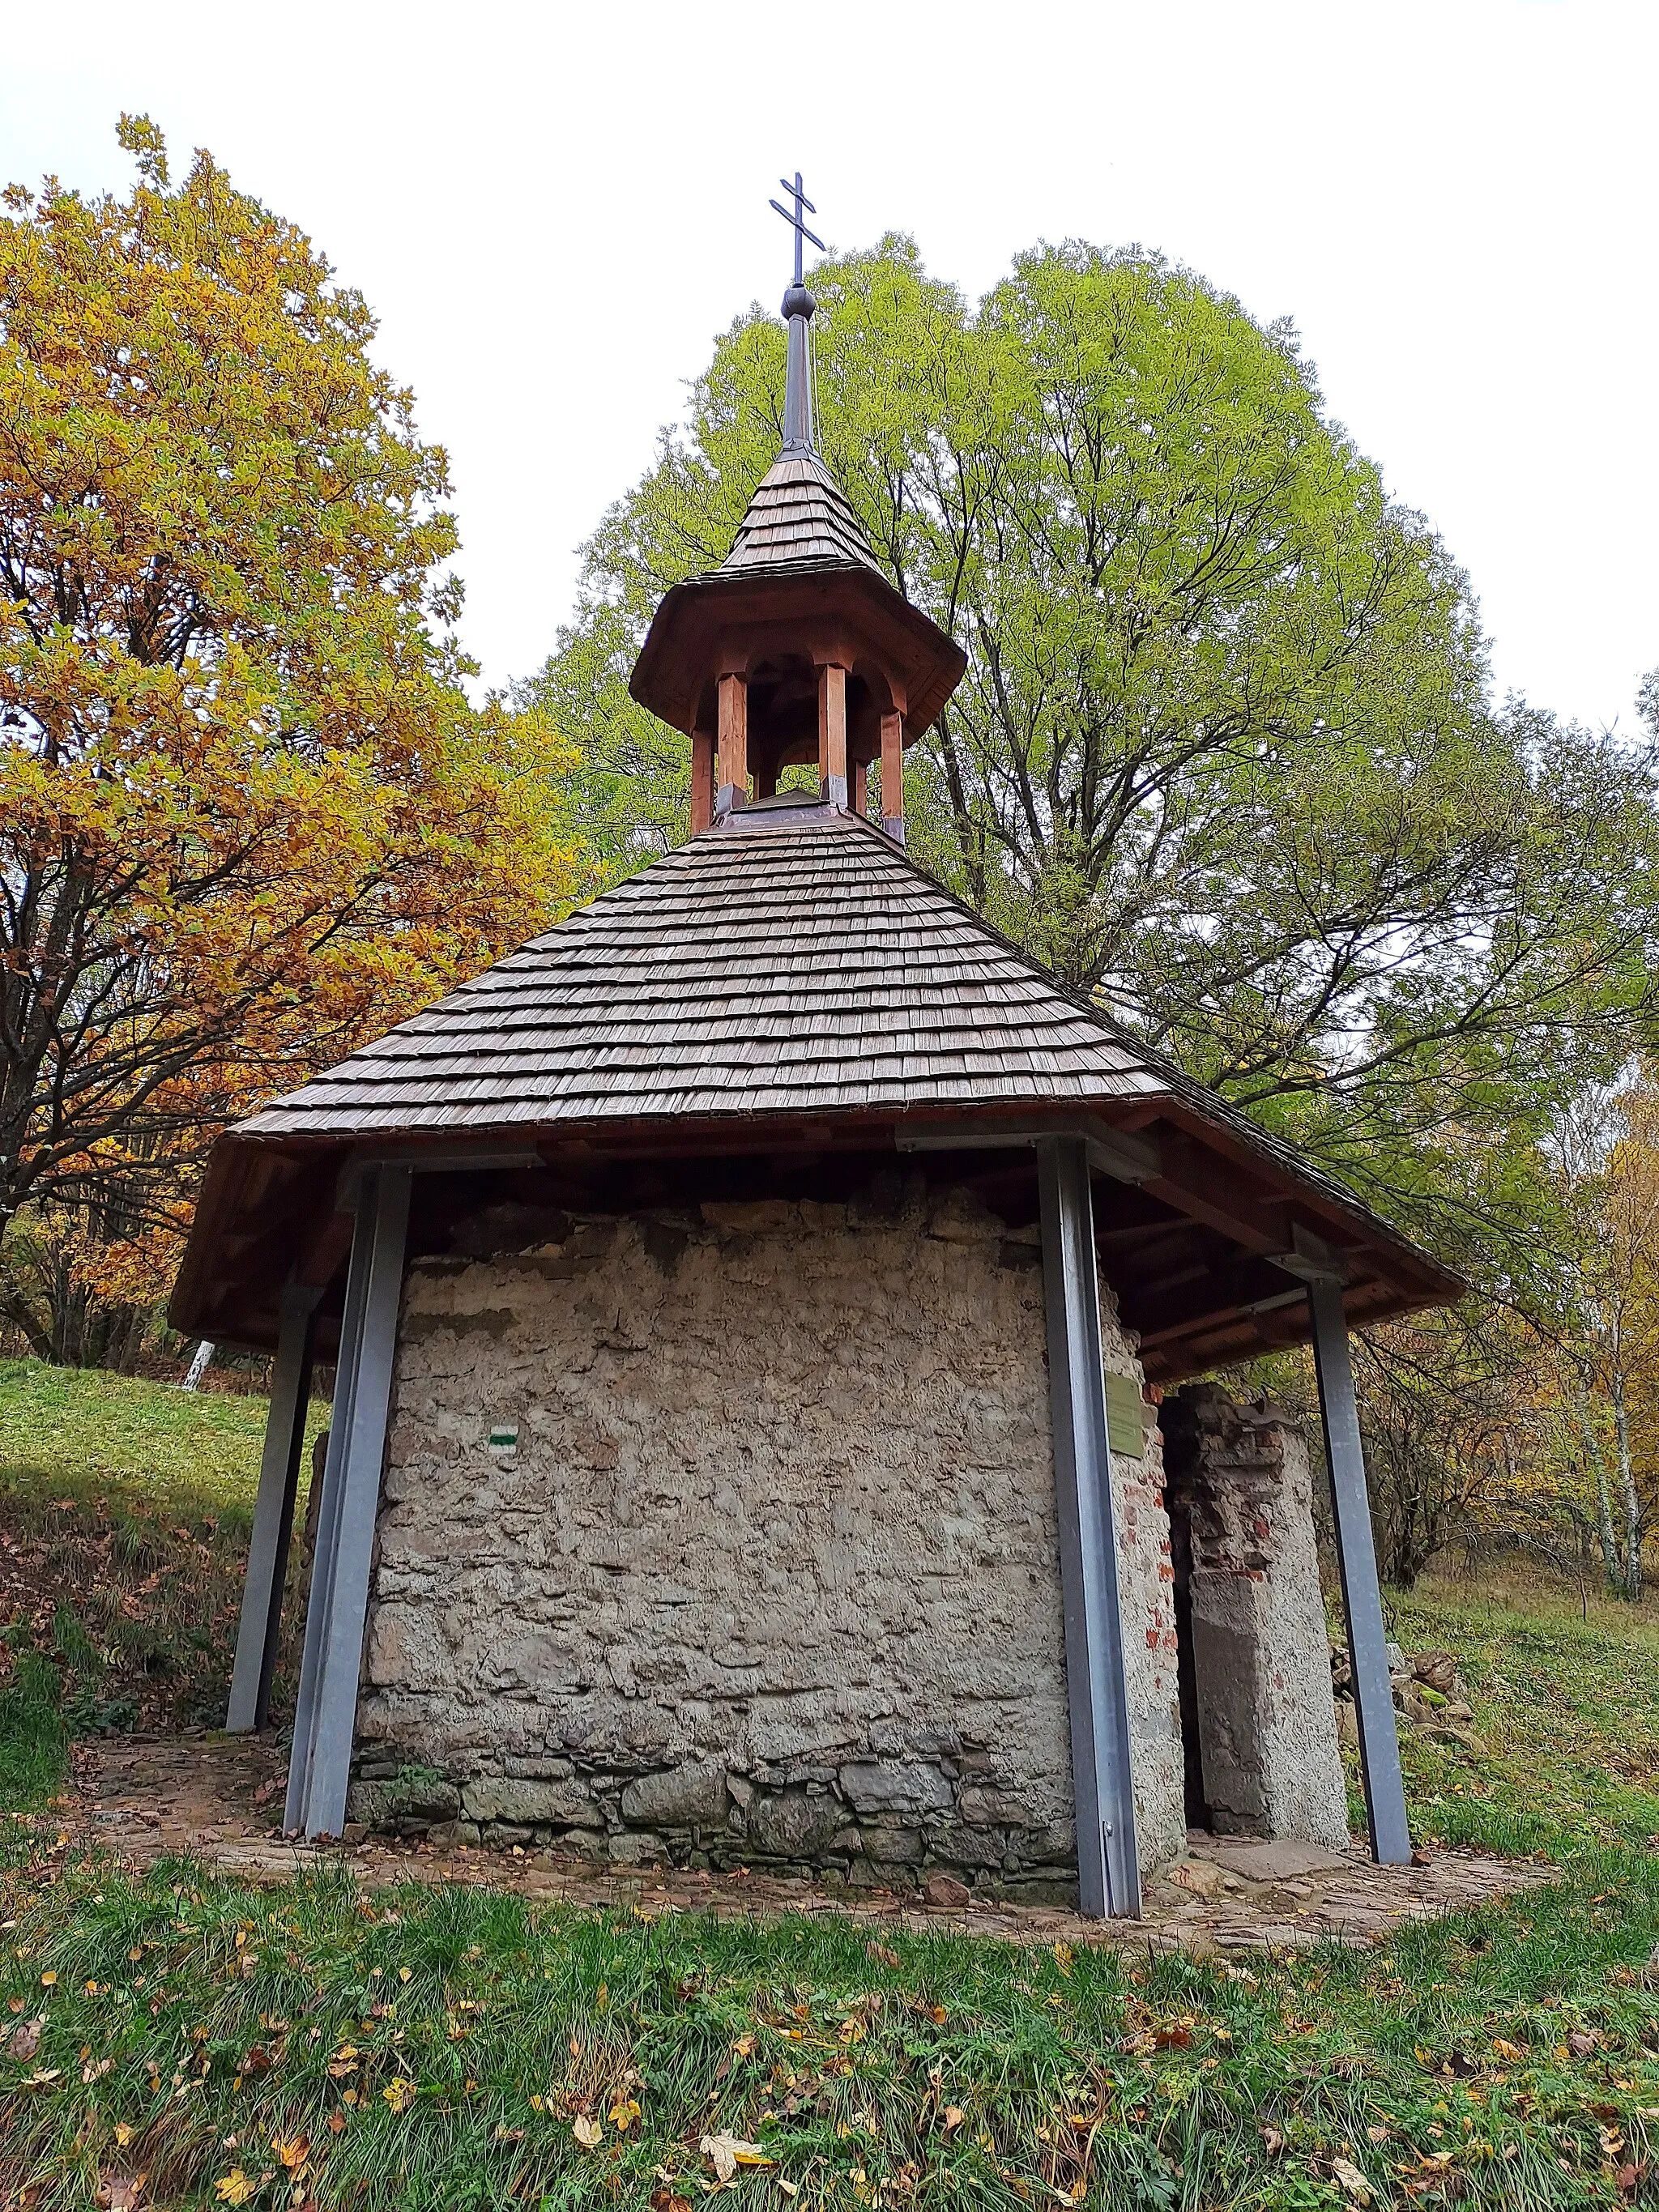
[572,2115,603,2150]
[272,2134,309,2171]
[1261,2126,1285,2154]
[96,2178,146,2210]
[214,2174,254,2207]
[1331,2154,1375,2205]
[942,2107,966,2133]
[382,2080,416,2115]
[1567,2031,1600,2059]
[701,2133,772,2184]
[9,2018,42,2061]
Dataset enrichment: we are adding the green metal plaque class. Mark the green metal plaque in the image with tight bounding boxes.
[1102,1372,1147,1460]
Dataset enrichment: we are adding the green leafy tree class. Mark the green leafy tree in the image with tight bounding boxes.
[527,236,1659,1292]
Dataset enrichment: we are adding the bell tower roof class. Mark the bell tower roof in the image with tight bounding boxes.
[719,449,885,579]
[629,179,967,835]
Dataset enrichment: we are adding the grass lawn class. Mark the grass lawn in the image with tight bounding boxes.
[1388,1580,1659,1854]
[0,1359,318,1524]
[2,1364,1657,2208]
[0,1362,326,1745]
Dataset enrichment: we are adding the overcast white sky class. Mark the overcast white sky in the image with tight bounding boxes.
[2,0,1653,731]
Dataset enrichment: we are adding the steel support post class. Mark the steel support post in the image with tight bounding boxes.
[1037,1136,1142,1917]
[284,1166,411,1839]
[1307,1276,1412,1865]
[226,1281,320,1733]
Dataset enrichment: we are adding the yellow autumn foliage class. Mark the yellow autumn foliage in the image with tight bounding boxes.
[0,120,586,1350]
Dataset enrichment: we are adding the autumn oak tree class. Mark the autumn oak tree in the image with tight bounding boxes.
[0,119,582,1362]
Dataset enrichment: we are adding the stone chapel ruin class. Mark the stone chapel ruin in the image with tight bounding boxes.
[172,217,1461,1917]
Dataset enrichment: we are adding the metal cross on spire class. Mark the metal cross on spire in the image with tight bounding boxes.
[768,172,824,453]
[769,172,825,288]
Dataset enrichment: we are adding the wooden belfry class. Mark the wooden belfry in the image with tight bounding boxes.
[629,180,963,840]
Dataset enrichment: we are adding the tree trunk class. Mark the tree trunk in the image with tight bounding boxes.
[1576,1383,1623,1590]
[1612,1374,1644,1603]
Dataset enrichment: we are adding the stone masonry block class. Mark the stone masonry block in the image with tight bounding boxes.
[1162,1387,1349,1850]
[355,1183,1185,1892]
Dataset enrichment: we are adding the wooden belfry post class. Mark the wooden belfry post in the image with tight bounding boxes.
[715,671,748,815]
[690,719,716,834]
[880,709,905,842]
[818,661,848,808]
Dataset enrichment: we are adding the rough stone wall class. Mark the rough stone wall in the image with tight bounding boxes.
[1107,1391,1186,1876]
[350,1174,1184,1898]
[1160,1387,1349,1848]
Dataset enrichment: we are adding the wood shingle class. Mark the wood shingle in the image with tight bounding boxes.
[241,803,1162,1140]
[717,452,885,577]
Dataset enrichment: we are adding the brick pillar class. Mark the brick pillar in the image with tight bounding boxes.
[1159,1387,1349,1848]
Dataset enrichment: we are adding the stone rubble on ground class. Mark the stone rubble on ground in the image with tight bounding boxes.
[1331,1641,1479,1750]
[56,1734,1555,1955]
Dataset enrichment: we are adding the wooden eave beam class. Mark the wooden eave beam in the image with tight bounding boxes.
[1136,1268,1437,1385]
[177,1091,1457,1354]
[1149,1099,1460,1305]
[1137,1125,1292,1255]
[1115,1254,1304,1352]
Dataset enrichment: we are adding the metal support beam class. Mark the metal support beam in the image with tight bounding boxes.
[226,1281,320,1733]
[1037,1136,1142,1917]
[1307,1276,1412,1865]
[284,1166,411,1840]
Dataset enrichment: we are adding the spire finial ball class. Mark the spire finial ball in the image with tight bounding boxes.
[783,284,816,322]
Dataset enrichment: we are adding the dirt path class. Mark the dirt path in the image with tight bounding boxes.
[45,1733,1555,1952]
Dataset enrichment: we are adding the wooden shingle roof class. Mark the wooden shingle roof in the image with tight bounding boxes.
[177,796,1461,1363]
[241,801,1164,1140]
[718,452,885,578]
